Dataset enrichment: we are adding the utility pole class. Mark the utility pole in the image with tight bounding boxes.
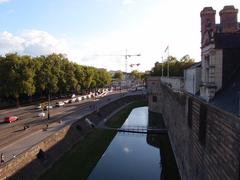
[125,49,128,73]
[167,47,170,78]
[164,45,170,77]
[161,56,164,77]
[48,90,50,121]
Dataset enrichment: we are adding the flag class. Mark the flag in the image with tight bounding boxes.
[164,45,169,53]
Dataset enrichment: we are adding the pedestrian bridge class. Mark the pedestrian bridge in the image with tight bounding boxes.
[99,125,168,134]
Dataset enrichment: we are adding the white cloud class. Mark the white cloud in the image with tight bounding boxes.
[0,31,25,54]
[0,0,10,4]
[21,30,67,56]
[0,30,68,56]
[121,0,135,5]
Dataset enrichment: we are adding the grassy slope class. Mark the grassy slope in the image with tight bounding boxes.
[40,100,147,180]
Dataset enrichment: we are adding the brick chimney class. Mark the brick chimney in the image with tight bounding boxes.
[200,7,216,47]
[220,6,238,33]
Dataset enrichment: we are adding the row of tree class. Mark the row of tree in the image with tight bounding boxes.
[151,55,195,76]
[113,70,145,81]
[0,53,112,106]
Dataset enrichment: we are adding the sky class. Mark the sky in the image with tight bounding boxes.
[0,0,240,72]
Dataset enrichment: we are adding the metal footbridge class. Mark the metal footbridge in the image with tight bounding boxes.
[100,125,168,134]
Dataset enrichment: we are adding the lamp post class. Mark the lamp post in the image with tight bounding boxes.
[167,47,170,78]
[164,45,170,78]
[48,90,50,121]
[161,56,164,77]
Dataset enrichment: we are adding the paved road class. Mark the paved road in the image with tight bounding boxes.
[0,90,146,162]
[0,90,127,148]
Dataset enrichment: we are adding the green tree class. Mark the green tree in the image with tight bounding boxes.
[73,63,83,93]
[151,55,195,76]
[64,62,78,93]
[113,71,123,81]
[0,53,36,106]
[19,55,36,101]
[80,66,95,92]
[97,69,112,88]
[130,70,142,80]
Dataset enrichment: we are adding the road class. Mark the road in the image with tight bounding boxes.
[0,90,146,162]
[0,91,121,148]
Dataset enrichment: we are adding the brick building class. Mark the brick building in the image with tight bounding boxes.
[200,6,240,102]
[147,5,240,180]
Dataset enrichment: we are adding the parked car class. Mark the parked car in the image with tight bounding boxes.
[38,112,45,117]
[64,99,70,104]
[4,116,18,123]
[56,101,64,107]
[43,105,53,111]
[71,98,77,102]
[76,97,82,102]
[136,86,146,91]
[36,104,42,109]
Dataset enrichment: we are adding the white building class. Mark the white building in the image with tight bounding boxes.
[184,63,201,95]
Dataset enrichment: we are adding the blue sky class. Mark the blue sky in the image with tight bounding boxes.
[0,0,240,72]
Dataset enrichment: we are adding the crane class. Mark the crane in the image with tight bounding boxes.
[93,49,141,72]
[123,49,141,73]
[129,63,140,68]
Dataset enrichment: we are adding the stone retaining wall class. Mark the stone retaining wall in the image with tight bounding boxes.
[148,80,240,180]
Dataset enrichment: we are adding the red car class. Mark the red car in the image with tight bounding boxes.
[4,116,18,123]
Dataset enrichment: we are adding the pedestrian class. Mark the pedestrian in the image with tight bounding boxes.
[1,153,5,163]
[13,154,16,159]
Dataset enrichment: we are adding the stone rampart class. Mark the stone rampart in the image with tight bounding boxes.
[148,81,240,180]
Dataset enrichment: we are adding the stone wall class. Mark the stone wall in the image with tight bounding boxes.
[0,124,70,179]
[160,76,184,92]
[0,120,91,180]
[148,79,240,180]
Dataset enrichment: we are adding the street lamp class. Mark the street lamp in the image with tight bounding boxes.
[48,90,50,121]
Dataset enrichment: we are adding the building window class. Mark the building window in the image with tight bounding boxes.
[199,103,207,146]
[187,98,193,128]
[152,96,157,103]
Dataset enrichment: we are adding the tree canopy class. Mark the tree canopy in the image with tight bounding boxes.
[151,55,195,77]
[0,53,112,106]
[113,71,123,81]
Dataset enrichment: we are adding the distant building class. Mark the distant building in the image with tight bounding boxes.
[200,6,240,102]
[109,70,139,88]
[184,62,201,95]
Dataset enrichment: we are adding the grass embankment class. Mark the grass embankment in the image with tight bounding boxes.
[40,100,147,180]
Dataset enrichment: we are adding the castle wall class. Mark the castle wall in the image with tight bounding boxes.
[148,77,240,180]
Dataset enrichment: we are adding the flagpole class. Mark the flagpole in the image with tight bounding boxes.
[167,46,169,78]
[161,56,163,77]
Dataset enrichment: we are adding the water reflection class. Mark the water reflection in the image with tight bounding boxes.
[87,107,179,180]
[147,111,181,180]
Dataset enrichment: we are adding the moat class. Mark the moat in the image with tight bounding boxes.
[87,107,180,180]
